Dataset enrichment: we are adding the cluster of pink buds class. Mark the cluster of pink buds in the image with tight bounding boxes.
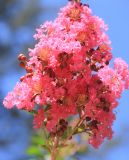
[3,0,129,149]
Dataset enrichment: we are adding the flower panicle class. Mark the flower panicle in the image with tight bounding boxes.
[3,1,129,149]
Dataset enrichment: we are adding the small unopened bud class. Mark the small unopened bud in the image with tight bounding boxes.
[86,60,90,65]
[103,106,109,112]
[100,97,106,103]
[59,119,66,125]
[20,76,25,82]
[84,4,90,8]
[50,132,56,137]
[26,73,33,78]
[105,61,109,65]
[89,120,99,130]
[25,66,33,73]
[57,130,64,136]
[69,136,72,140]
[19,62,26,68]
[100,65,104,69]
[18,54,26,61]
[96,79,102,84]
[86,116,91,121]
[44,67,55,78]
[90,64,98,71]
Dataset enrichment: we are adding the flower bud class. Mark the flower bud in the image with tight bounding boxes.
[20,76,25,82]
[25,66,33,73]
[19,62,26,68]
[26,73,33,78]
[18,54,26,61]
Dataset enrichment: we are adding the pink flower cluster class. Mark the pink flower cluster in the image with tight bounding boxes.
[3,1,129,148]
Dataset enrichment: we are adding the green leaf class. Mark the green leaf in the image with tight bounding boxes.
[41,145,51,152]
[32,134,45,145]
[74,123,85,134]
[27,146,42,157]
[56,155,64,160]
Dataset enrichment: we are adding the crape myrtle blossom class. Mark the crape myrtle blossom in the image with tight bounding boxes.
[3,1,129,149]
[98,58,129,98]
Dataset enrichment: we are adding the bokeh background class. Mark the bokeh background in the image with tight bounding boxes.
[0,0,129,160]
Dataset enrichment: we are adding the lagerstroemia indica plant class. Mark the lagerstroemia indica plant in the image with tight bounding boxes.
[3,0,129,159]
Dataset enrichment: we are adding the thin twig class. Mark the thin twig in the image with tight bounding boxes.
[51,136,59,160]
[61,113,87,146]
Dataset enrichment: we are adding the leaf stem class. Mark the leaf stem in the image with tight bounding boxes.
[51,136,59,160]
[62,113,87,146]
